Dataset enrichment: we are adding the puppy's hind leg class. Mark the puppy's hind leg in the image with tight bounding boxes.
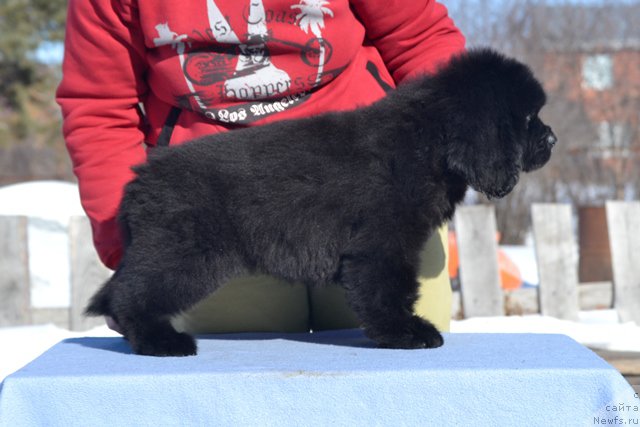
[105,252,226,357]
[337,253,444,349]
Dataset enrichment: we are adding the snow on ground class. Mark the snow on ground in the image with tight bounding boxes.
[1,310,638,383]
[451,310,640,352]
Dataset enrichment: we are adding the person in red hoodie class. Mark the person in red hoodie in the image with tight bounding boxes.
[57,0,465,335]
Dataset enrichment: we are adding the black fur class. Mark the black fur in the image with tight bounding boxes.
[86,49,555,356]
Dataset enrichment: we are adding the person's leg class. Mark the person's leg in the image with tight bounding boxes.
[308,285,360,331]
[172,275,310,334]
[171,226,452,335]
[413,225,452,333]
[310,225,452,332]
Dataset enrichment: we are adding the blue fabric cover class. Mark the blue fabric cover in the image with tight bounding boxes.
[1,331,638,426]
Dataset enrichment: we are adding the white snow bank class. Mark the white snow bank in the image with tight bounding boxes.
[451,310,640,352]
[0,180,85,223]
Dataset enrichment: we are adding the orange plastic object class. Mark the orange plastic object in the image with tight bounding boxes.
[448,231,523,290]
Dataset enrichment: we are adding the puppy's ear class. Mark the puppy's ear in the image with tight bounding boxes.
[446,118,523,199]
[435,48,544,199]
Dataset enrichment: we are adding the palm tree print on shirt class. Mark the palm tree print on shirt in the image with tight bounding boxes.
[291,0,334,87]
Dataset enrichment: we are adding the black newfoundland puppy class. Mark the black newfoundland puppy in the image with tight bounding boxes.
[87,49,556,356]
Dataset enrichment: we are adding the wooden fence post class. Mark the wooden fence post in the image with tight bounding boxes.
[454,205,505,317]
[0,216,31,326]
[605,201,640,325]
[69,216,112,331]
[531,204,579,321]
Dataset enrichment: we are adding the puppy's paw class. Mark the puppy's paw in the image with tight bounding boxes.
[369,315,444,349]
[130,330,198,357]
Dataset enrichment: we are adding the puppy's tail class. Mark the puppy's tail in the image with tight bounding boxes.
[84,276,117,317]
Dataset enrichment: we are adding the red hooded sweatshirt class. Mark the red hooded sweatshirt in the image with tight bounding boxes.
[56,0,465,269]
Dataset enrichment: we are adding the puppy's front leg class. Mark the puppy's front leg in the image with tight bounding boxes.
[338,254,444,349]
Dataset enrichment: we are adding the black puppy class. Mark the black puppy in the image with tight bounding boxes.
[86,49,556,356]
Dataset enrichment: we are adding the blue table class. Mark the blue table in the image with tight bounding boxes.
[1,331,638,426]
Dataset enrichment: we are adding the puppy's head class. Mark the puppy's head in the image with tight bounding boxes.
[435,48,556,199]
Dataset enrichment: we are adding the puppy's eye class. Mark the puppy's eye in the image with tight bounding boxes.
[525,114,533,128]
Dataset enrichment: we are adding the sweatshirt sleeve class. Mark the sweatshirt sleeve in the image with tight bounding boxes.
[350,0,466,82]
[56,0,148,269]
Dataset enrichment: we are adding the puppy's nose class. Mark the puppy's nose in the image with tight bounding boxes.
[546,132,557,147]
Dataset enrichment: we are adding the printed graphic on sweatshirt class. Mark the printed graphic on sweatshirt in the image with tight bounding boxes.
[153,0,336,125]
